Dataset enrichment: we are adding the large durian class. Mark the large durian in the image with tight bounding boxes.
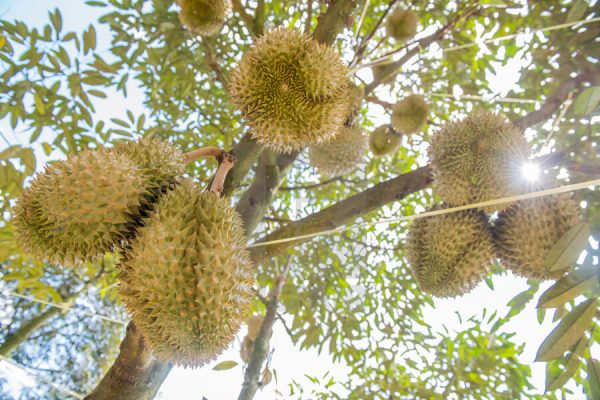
[386,9,418,42]
[119,178,254,366]
[369,125,401,156]
[177,0,231,37]
[229,28,351,153]
[309,125,367,176]
[429,111,530,213]
[391,94,429,134]
[407,207,495,298]
[493,193,579,280]
[12,138,184,265]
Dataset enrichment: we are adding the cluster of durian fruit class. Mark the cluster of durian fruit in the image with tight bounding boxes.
[406,111,581,298]
[13,138,254,367]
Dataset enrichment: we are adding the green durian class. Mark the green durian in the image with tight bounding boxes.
[229,28,351,153]
[407,207,495,298]
[493,193,579,280]
[386,9,418,42]
[372,63,397,85]
[391,94,429,134]
[429,111,530,213]
[119,179,254,367]
[309,125,367,176]
[177,0,231,37]
[12,138,185,265]
[369,125,401,156]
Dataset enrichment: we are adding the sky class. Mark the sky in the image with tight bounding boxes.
[0,1,593,399]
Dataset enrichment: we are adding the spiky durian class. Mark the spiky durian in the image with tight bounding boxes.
[177,0,231,36]
[391,94,429,134]
[386,9,418,42]
[369,125,401,156]
[229,28,351,153]
[119,179,254,367]
[372,63,397,85]
[493,193,579,280]
[429,111,530,213]
[309,125,367,176]
[12,138,184,265]
[407,207,495,297]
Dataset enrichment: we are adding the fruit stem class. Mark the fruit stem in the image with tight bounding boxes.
[183,147,224,164]
[210,152,237,194]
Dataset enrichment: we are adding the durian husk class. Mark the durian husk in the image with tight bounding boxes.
[391,94,429,134]
[429,110,531,213]
[13,149,147,266]
[369,125,401,156]
[386,9,418,42]
[229,28,351,153]
[12,138,185,266]
[177,0,231,36]
[493,193,579,280]
[407,207,495,298]
[119,179,254,367]
[309,125,367,176]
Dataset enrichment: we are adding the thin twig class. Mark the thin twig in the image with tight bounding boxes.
[183,146,224,164]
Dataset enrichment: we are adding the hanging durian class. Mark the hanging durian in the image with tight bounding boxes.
[346,82,365,125]
[309,125,367,176]
[386,9,418,42]
[177,0,231,37]
[391,94,429,134]
[407,207,495,298]
[229,28,351,153]
[429,111,530,213]
[12,139,185,266]
[494,193,580,280]
[372,63,397,85]
[119,174,254,367]
[369,125,402,156]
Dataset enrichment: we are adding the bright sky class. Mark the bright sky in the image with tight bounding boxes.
[0,1,591,399]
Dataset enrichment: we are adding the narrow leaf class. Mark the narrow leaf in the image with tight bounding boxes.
[586,358,600,400]
[538,264,600,308]
[544,221,590,272]
[566,0,587,23]
[535,299,596,362]
[574,87,600,116]
[212,360,238,371]
[545,338,587,392]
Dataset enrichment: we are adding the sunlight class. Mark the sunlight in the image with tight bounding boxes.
[521,161,540,182]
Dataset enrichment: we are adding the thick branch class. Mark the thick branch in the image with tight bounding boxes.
[238,260,291,400]
[312,0,358,45]
[232,0,259,37]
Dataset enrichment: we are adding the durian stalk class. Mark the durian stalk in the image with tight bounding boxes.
[183,146,224,164]
[210,152,236,194]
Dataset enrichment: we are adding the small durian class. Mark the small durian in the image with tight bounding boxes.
[369,125,402,156]
[345,82,364,125]
[119,179,254,367]
[12,139,185,265]
[429,111,530,213]
[391,94,429,134]
[229,28,351,153]
[386,9,418,42]
[309,125,367,176]
[177,0,231,37]
[407,207,495,298]
[13,149,147,266]
[372,63,397,85]
[494,193,579,280]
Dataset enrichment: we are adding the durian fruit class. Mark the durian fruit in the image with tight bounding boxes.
[369,125,402,156]
[119,179,254,367]
[12,138,185,265]
[429,111,530,213]
[407,207,495,298]
[309,125,367,176]
[177,0,231,37]
[493,193,579,280]
[372,63,397,85]
[345,82,364,125]
[229,28,351,153]
[391,94,429,134]
[386,9,418,42]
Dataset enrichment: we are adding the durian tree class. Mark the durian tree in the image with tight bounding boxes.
[1,0,599,399]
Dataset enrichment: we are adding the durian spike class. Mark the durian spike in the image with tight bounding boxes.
[183,146,225,164]
[210,152,236,194]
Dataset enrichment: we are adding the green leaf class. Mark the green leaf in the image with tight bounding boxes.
[110,118,130,128]
[33,93,45,115]
[83,25,97,54]
[535,299,596,362]
[545,338,587,392]
[574,87,600,116]
[586,358,600,400]
[212,360,238,371]
[49,8,62,34]
[538,264,600,309]
[566,0,587,23]
[544,221,590,272]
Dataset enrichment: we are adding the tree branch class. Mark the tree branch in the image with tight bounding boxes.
[232,0,259,37]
